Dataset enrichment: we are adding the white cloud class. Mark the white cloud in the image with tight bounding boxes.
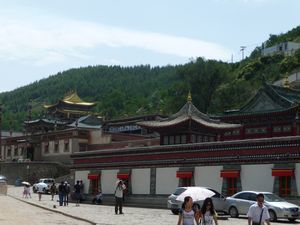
[0,16,231,65]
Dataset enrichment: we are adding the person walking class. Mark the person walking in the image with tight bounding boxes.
[74,180,81,206]
[25,185,31,198]
[64,181,70,206]
[23,185,28,198]
[79,180,84,202]
[37,184,44,201]
[58,181,66,206]
[50,182,56,201]
[199,197,218,225]
[114,180,126,214]
[247,193,271,225]
[177,196,199,225]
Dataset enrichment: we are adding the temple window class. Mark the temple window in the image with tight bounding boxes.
[232,130,240,135]
[272,169,293,197]
[44,143,49,154]
[203,136,208,142]
[54,141,59,153]
[14,147,18,156]
[181,178,192,186]
[245,127,267,134]
[175,135,181,144]
[7,148,11,157]
[226,177,238,196]
[282,125,291,132]
[64,139,69,152]
[279,176,291,197]
[21,147,24,156]
[163,136,168,145]
[273,126,281,132]
[197,135,202,143]
[224,131,232,136]
[209,136,215,142]
[181,135,186,144]
[169,136,174,144]
[191,134,196,143]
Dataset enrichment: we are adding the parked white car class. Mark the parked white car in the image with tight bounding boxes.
[225,191,300,222]
[32,178,55,194]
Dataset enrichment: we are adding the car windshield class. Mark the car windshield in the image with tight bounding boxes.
[264,193,285,202]
[173,188,187,196]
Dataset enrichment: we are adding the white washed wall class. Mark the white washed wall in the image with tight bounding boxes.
[194,166,223,193]
[156,167,179,194]
[74,170,90,194]
[131,168,151,194]
[241,164,274,192]
[295,163,300,195]
[101,170,118,194]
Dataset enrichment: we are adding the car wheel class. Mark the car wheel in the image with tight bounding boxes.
[42,188,46,193]
[288,218,296,222]
[229,206,239,218]
[268,209,277,222]
[33,187,37,193]
[171,209,179,215]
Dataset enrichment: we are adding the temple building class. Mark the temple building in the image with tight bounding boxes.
[71,85,300,201]
[1,92,102,163]
[216,82,300,140]
[44,91,96,121]
[24,91,99,134]
[139,92,241,144]
[2,83,300,203]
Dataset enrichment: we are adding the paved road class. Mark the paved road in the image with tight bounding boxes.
[0,195,90,225]
[6,186,300,225]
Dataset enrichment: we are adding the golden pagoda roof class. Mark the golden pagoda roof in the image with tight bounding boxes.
[44,91,96,109]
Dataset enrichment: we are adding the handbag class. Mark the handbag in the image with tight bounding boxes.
[252,208,264,225]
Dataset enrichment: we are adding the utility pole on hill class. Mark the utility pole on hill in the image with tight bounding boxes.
[240,46,246,60]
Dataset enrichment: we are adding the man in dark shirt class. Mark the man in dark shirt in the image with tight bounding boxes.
[58,181,66,206]
[74,180,81,206]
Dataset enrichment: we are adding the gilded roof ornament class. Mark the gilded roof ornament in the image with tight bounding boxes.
[187,91,192,102]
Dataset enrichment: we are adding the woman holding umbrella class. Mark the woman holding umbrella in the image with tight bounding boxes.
[177,196,200,225]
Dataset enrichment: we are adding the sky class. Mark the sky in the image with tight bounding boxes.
[0,0,300,93]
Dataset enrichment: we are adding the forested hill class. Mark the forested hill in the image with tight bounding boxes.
[1,26,300,131]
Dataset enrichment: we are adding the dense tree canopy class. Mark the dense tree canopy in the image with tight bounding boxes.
[1,26,300,131]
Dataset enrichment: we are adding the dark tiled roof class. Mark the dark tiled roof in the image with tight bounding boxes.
[222,83,300,116]
[138,101,240,129]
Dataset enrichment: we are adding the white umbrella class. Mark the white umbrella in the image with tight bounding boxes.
[176,187,215,202]
[21,181,31,186]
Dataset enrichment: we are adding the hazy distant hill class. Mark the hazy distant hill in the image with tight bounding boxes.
[1,26,300,131]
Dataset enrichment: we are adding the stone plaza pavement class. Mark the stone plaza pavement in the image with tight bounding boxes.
[6,186,298,225]
[0,194,89,225]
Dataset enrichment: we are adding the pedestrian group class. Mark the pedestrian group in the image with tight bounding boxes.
[177,193,271,225]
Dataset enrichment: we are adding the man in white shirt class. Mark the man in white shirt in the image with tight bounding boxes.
[247,193,271,225]
[114,180,126,214]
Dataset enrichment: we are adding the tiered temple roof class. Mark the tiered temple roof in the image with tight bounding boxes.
[25,92,99,133]
[222,82,300,117]
[138,93,241,132]
[44,91,96,109]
